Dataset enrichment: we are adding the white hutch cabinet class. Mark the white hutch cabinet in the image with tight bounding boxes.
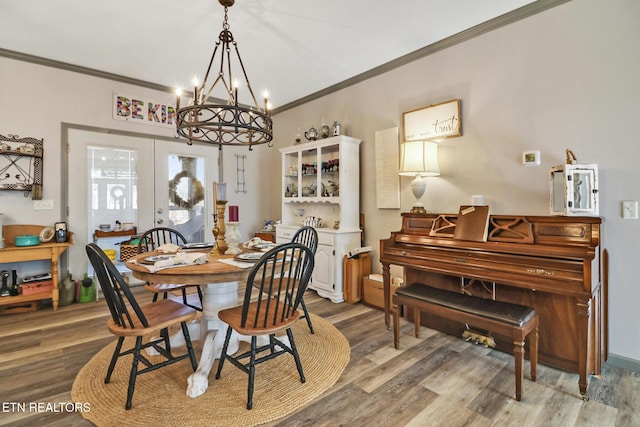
[276,135,361,303]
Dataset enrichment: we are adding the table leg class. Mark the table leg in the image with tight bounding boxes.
[185,281,290,398]
[187,281,240,398]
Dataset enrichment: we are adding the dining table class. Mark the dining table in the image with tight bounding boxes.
[126,248,266,398]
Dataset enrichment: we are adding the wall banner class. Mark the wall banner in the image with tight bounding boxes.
[113,92,177,128]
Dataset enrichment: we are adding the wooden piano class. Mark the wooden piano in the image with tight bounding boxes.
[380,213,607,398]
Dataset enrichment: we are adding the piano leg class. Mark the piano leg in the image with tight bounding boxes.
[577,297,591,401]
[382,264,392,329]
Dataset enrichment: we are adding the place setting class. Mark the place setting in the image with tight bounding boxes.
[242,236,278,252]
[129,243,210,273]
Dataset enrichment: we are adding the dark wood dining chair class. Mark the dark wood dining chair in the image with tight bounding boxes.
[85,243,198,410]
[290,226,318,334]
[215,242,315,409]
[138,227,203,311]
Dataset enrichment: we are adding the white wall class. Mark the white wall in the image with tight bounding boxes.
[270,0,640,365]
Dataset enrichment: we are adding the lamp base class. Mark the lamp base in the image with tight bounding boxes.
[408,175,428,214]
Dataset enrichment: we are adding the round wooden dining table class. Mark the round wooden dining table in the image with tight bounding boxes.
[126,249,255,398]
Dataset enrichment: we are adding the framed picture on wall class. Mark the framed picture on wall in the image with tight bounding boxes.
[403,99,461,141]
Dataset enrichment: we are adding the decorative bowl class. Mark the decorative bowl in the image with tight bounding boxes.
[15,235,40,246]
[103,249,117,258]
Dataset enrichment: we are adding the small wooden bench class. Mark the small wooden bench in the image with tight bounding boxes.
[393,283,538,401]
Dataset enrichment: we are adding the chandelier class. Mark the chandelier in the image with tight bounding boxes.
[175,0,273,150]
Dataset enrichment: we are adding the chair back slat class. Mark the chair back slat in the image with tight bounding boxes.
[138,227,187,254]
[242,243,314,329]
[291,226,318,255]
[86,243,149,329]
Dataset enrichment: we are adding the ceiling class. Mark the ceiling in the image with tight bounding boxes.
[0,0,548,111]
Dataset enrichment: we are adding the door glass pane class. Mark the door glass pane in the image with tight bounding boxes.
[88,146,138,230]
[168,154,205,243]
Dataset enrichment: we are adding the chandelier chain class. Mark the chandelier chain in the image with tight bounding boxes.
[223,7,229,30]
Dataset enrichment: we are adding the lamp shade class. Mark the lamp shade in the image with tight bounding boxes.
[399,140,440,176]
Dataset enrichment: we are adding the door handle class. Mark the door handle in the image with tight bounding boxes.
[157,208,164,214]
[156,219,164,224]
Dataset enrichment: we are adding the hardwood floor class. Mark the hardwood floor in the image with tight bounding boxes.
[0,288,638,427]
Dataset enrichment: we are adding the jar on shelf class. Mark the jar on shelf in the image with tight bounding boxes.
[332,121,341,136]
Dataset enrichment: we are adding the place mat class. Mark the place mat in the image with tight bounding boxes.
[71,314,349,426]
[218,258,256,269]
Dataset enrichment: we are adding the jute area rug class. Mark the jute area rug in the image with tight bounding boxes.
[71,314,349,426]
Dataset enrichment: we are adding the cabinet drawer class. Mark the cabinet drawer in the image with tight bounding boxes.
[275,226,297,242]
[316,231,335,246]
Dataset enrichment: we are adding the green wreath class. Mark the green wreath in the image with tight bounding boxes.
[168,170,205,209]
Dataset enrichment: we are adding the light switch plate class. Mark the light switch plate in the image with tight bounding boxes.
[622,200,638,219]
[33,199,54,210]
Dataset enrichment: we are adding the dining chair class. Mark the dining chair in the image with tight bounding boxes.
[85,243,198,410]
[138,227,203,311]
[290,226,318,334]
[215,242,315,409]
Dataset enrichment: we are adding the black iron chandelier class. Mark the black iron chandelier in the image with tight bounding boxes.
[175,0,273,150]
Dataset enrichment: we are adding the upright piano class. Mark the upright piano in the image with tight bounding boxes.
[380,213,607,397]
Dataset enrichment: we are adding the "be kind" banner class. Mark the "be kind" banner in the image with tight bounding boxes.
[113,92,177,128]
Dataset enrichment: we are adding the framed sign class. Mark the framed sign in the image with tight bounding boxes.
[403,99,461,141]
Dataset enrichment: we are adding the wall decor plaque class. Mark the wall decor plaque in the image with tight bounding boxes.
[403,99,461,141]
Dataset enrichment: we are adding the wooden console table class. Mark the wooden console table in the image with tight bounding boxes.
[254,230,275,242]
[0,224,73,311]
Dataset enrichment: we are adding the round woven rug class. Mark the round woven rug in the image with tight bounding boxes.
[72,314,349,426]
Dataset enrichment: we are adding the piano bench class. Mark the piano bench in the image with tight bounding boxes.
[392,283,538,402]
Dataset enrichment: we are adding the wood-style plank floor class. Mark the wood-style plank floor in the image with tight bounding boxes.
[0,288,638,427]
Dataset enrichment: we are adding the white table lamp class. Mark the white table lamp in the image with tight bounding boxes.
[399,140,440,213]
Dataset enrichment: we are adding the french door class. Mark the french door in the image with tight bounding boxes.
[66,128,217,280]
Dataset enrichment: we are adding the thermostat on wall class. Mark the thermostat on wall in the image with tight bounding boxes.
[522,150,541,166]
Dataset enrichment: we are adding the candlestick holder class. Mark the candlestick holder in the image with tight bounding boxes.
[225,221,242,255]
[214,200,228,254]
[210,213,220,255]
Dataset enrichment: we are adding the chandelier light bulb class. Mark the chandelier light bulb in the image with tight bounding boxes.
[175,88,183,110]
